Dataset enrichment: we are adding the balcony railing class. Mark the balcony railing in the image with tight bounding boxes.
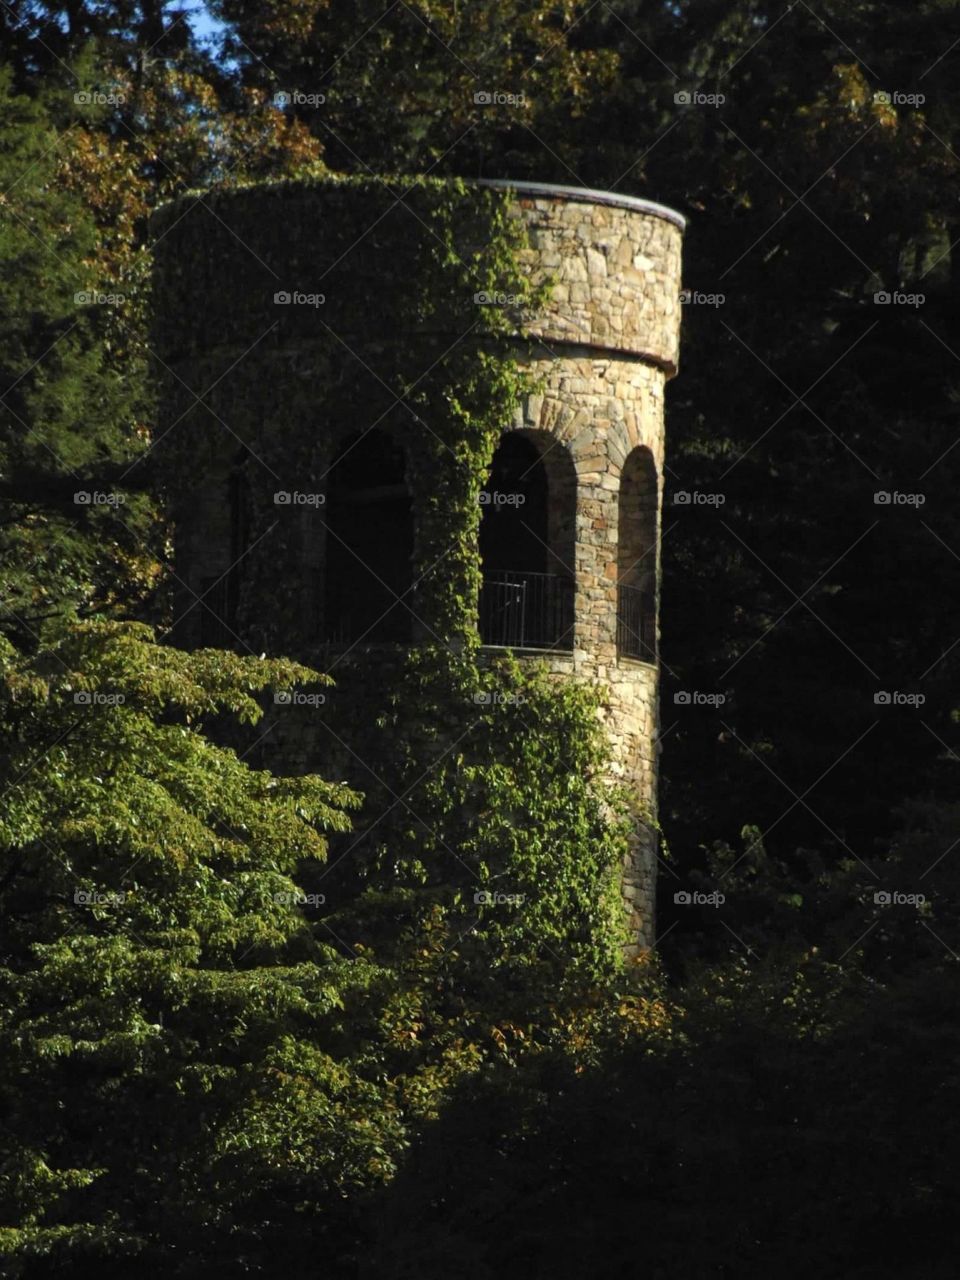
[617,583,657,662]
[479,570,574,650]
[198,575,238,648]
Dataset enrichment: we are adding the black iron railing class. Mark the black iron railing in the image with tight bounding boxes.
[198,575,237,648]
[479,570,574,650]
[617,583,656,662]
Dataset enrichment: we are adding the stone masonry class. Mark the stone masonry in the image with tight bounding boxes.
[481,182,685,950]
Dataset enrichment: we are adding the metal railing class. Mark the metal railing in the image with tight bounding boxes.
[617,583,657,662]
[198,575,237,648]
[479,570,574,650]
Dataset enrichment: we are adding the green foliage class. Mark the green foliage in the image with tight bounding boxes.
[0,67,156,641]
[0,622,407,1273]
[0,622,637,1276]
[151,174,547,648]
[9,4,960,1275]
[362,949,960,1280]
[211,0,616,176]
[324,647,629,985]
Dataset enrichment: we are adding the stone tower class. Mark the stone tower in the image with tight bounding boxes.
[151,177,685,952]
[481,181,685,949]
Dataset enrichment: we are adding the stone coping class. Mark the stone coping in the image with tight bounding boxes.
[475,179,687,231]
[477,645,576,661]
[616,655,659,671]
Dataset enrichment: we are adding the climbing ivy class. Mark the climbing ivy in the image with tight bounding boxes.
[150,174,550,646]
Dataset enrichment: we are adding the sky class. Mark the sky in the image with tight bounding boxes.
[187,0,226,45]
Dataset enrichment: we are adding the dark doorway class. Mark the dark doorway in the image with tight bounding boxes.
[617,446,658,662]
[200,447,251,648]
[323,430,413,644]
[478,432,575,650]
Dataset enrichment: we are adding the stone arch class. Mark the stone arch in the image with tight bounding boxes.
[478,429,576,649]
[617,445,658,662]
[608,408,645,470]
[322,428,414,644]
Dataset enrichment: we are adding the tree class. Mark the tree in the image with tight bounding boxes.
[212,0,617,177]
[0,623,409,1277]
[0,67,158,642]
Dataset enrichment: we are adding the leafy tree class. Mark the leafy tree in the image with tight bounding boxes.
[0,623,407,1277]
[0,66,157,642]
[212,0,617,177]
[359,925,960,1279]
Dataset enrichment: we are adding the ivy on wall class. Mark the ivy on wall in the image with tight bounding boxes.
[151,174,550,647]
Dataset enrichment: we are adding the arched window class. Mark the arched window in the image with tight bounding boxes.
[323,429,413,644]
[617,446,658,661]
[200,447,251,648]
[478,431,575,650]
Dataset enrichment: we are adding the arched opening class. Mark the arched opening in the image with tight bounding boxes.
[478,431,575,650]
[617,446,658,662]
[200,447,251,648]
[323,429,413,644]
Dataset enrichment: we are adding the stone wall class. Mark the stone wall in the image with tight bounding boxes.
[489,349,668,951]
[492,187,683,949]
[485,183,683,372]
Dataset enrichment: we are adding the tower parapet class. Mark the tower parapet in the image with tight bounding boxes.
[480,182,684,949]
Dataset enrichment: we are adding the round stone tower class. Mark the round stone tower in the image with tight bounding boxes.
[478,181,685,949]
[151,177,684,953]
